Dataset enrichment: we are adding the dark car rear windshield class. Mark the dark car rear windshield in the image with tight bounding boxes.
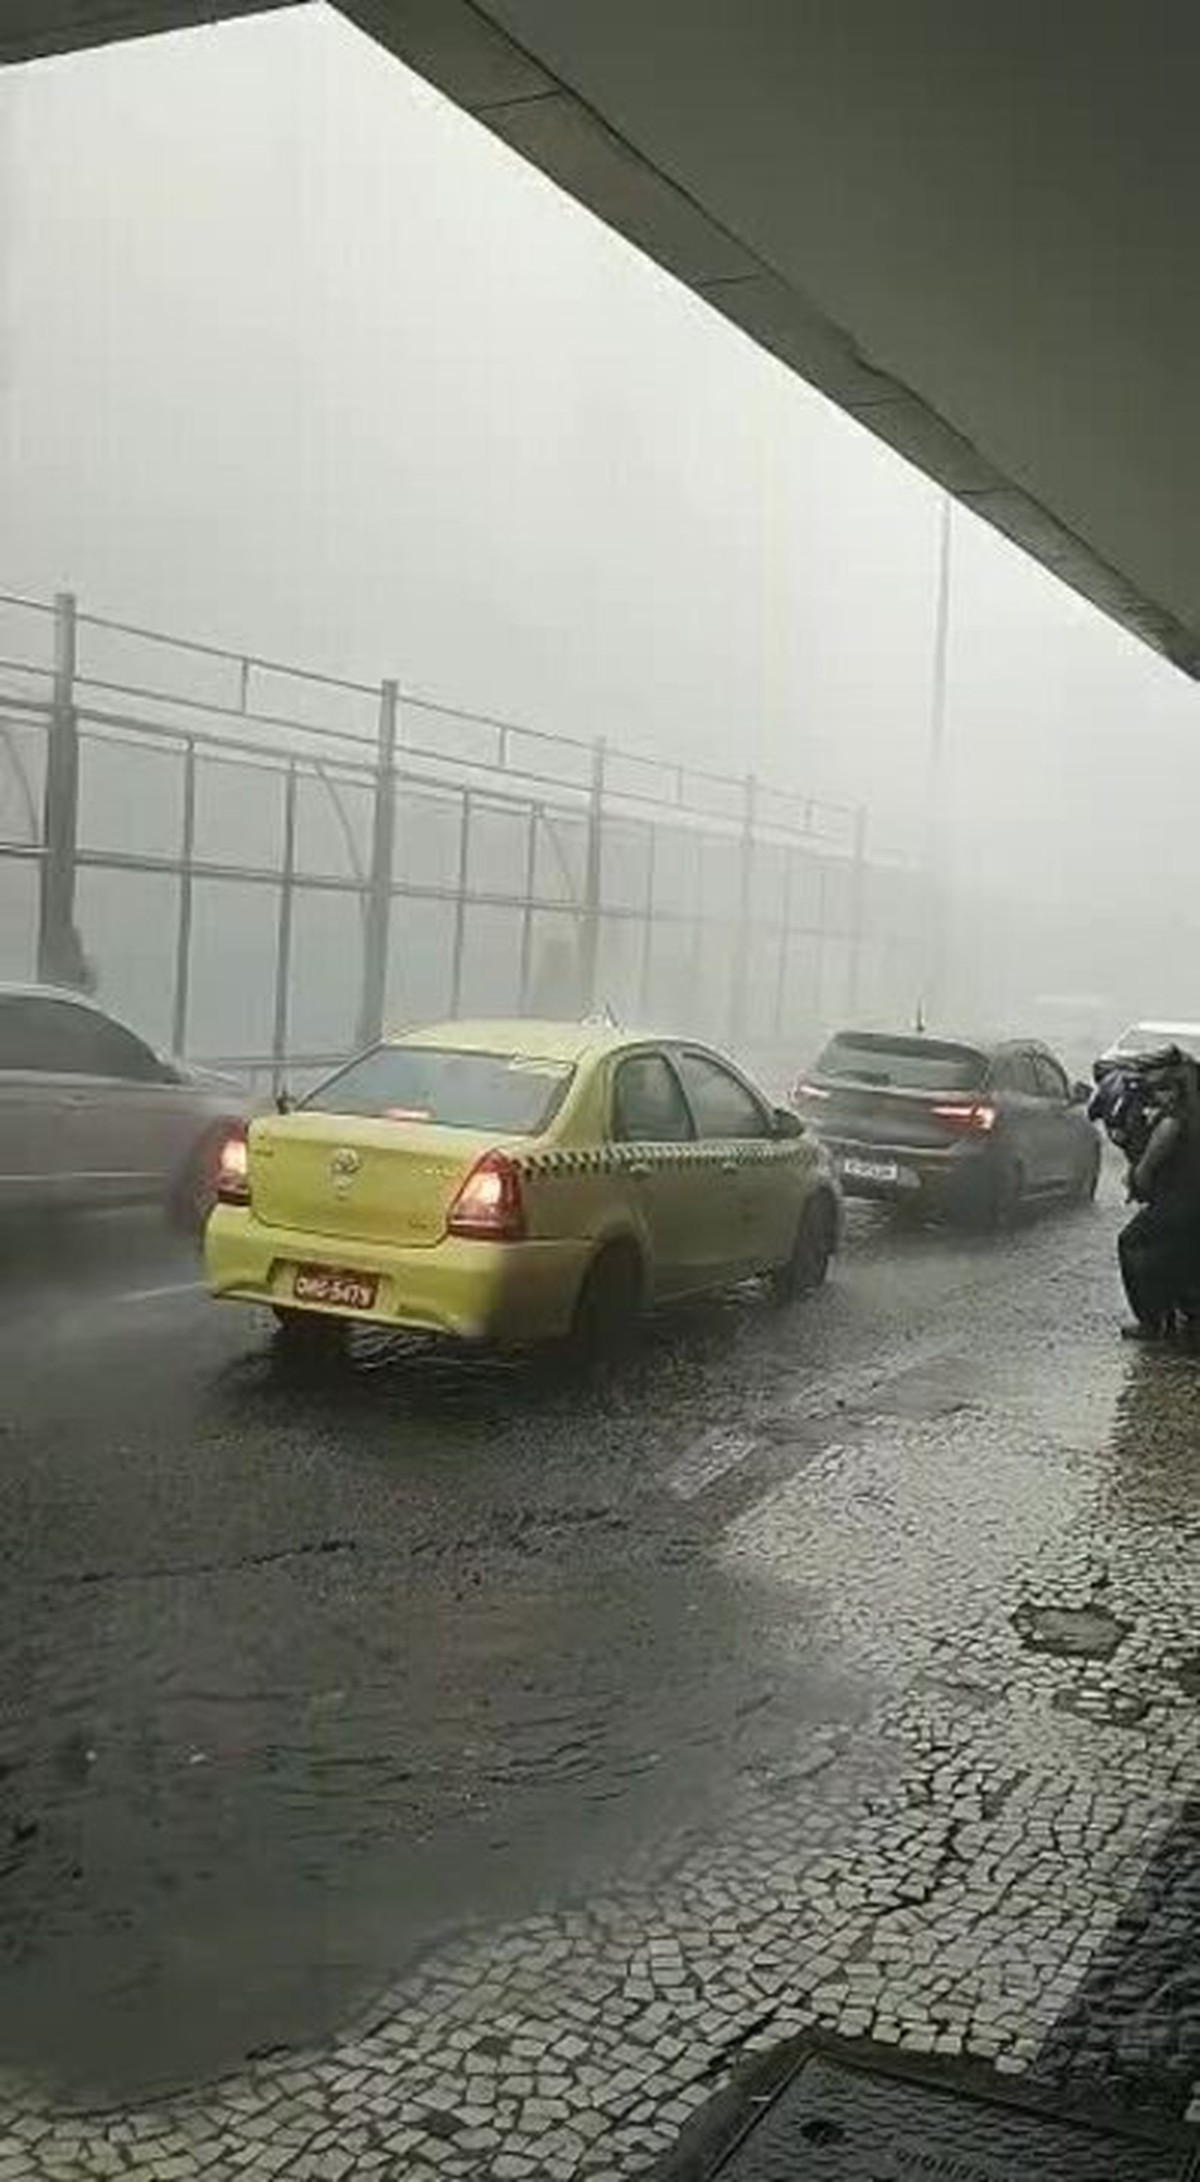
[305,1046,574,1135]
[816,1033,986,1093]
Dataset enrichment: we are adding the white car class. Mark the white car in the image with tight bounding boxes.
[1100,1019,1200,1068]
[0,982,245,1229]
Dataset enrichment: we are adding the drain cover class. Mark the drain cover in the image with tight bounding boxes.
[656,2038,1197,2180]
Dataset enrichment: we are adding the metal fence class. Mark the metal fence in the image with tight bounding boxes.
[0,588,922,1089]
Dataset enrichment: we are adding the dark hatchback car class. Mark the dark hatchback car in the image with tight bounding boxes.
[793,1030,1100,1228]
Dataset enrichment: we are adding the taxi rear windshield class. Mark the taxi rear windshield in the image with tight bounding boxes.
[816,1033,985,1092]
[306,1046,574,1135]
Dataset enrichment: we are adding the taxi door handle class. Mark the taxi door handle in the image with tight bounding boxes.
[721,1158,740,1174]
[628,1160,651,1179]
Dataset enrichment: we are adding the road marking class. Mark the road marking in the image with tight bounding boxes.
[664,1334,963,1501]
[772,1331,963,1425]
[118,1278,206,1305]
[669,1427,760,1499]
[663,1236,1089,1507]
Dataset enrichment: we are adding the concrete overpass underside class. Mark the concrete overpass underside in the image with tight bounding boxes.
[4,0,1198,675]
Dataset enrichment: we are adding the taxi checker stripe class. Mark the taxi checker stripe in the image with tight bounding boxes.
[515,1142,801,1177]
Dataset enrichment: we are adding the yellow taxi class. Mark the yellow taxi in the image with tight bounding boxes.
[204,1020,841,1349]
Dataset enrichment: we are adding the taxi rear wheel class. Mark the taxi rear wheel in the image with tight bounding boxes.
[571,1242,643,1357]
[773,1195,835,1303]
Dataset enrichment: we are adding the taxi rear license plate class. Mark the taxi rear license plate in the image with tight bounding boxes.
[292,1265,379,1311]
[841,1155,901,1185]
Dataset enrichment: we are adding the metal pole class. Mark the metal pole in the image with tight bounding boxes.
[846,803,868,1020]
[579,737,606,1011]
[688,912,707,1040]
[773,848,796,1038]
[728,773,757,1046]
[637,825,657,1019]
[814,862,828,1035]
[449,790,472,1016]
[918,493,953,1030]
[518,803,539,1011]
[356,678,398,1050]
[314,762,367,920]
[37,590,79,984]
[271,761,298,1096]
[171,738,197,1056]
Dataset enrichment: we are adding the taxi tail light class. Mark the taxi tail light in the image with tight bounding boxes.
[215,1124,251,1205]
[447,1151,526,1241]
[930,1099,997,1135]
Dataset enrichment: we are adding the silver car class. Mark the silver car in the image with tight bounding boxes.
[0,982,245,1230]
[1099,1019,1200,1069]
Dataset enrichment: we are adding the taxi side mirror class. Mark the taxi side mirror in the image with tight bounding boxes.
[772,1106,805,1139]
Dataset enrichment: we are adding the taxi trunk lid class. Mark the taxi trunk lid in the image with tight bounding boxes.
[247,1112,495,1248]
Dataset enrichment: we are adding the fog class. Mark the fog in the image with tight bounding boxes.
[3,0,1199,1066]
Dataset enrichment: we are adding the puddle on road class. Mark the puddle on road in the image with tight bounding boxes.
[1011,1602,1131,1660]
[0,1545,864,2107]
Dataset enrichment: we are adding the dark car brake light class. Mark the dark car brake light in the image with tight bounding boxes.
[930,1100,997,1135]
[447,1151,526,1241]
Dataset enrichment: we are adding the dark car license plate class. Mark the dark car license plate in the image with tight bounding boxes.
[840,1155,901,1185]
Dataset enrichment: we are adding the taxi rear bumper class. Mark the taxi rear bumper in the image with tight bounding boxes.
[204,1205,589,1343]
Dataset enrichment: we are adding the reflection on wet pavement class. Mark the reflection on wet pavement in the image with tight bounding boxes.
[1,1194,1199,2178]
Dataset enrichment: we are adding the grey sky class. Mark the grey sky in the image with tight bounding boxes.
[3,0,1198,920]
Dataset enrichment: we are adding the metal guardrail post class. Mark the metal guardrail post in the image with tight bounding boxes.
[171,738,197,1055]
[36,590,80,984]
[728,772,757,1045]
[270,761,298,1095]
[449,789,473,1015]
[847,802,868,1018]
[357,678,398,1050]
[579,737,606,1011]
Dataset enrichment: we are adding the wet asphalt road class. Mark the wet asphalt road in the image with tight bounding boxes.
[0,1191,1128,2113]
